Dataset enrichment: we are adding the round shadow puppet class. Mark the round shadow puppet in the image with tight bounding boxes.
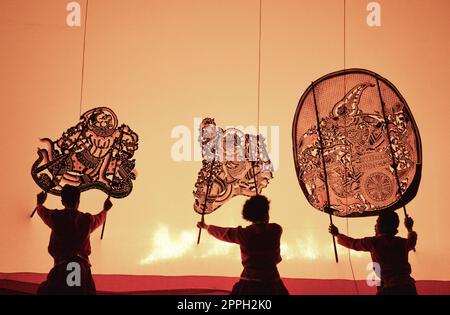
[292,69,422,218]
[31,107,139,198]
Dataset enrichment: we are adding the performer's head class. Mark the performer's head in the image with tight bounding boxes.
[61,185,81,210]
[375,211,399,236]
[242,195,270,223]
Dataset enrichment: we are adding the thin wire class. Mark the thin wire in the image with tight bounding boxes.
[346,218,360,294]
[79,0,89,117]
[342,0,358,294]
[343,0,346,74]
[252,0,262,194]
[257,0,262,134]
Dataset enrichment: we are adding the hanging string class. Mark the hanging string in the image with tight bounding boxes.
[79,0,89,117]
[252,0,262,195]
[343,0,346,85]
[256,0,262,133]
[346,216,360,294]
[79,0,112,239]
[30,0,90,219]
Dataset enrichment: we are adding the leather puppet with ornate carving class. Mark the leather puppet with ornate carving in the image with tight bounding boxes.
[193,118,273,215]
[292,69,422,217]
[31,107,139,199]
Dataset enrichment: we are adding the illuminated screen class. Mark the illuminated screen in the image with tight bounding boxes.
[0,0,449,293]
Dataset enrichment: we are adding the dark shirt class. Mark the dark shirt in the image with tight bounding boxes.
[337,232,417,288]
[36,204,107,264]
[207,223,283,281]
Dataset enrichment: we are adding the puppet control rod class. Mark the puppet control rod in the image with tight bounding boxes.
[197,158,215,245]
[375,79,409,218]
[251,135,260,197]
[375,79,415,252]
[100,124,125,240]
[311,82,339,263]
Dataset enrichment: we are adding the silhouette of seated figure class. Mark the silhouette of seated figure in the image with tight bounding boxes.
[197,195,289,295]
[329,211,418,295]
[34,185,112,295]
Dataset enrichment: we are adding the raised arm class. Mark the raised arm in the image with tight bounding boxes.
[405,216,417,251]
[197,222,243,244]
[89,198,113,232]
[329,224,374,252]
[35,192,54,228]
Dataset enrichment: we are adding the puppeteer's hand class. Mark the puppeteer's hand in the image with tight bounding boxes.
[404,216,414,232]
[197,221,209,230]
[328,224,339,236]
[37,192,47,205]
[103,198,113,211]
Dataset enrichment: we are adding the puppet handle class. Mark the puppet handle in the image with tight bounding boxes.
[100,217,107,239]
[329,213,339,263]
[197,228,202,245]
[30,190,47,218]
[101,192,113,240]
[100,126,125,240]
[311,81,339,263]
[196,215,204,245]
[404,212,416,252]
[100,195,113,240]
[197,159,215,245]
[331,233,339,262]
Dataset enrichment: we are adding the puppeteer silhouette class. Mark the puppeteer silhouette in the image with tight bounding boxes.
[34,185,112,295]
[197,195,289,295]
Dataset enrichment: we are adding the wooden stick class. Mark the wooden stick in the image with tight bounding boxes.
[197,159,215,245]
[329,212,339,262]
[375,79,408,217]
[375,79,415,252]
[100,196,109,240]
[30,207,38,218]
[311,82,339,263]
[101,125,125,240]
[251,135,260,196]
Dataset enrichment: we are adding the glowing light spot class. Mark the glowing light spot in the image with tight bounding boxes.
[281,242,294,260]
[140,225,196,264]
[332,244,365,259]
[297,237,319,260]
[140,226,350,265]
[201,239,233,258]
